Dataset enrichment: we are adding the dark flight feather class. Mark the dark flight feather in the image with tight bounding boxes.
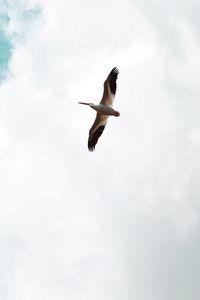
[107,67,119,95]
[88,125,106,151]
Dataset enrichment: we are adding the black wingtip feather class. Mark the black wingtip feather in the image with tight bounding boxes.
[88,125,105,151]
[108,67,119,95]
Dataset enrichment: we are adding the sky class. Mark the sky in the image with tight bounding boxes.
[0,0,200,299]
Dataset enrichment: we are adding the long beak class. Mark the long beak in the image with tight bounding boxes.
[78,102,90,105]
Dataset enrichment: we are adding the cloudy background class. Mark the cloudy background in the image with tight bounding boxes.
[1,0,200,299]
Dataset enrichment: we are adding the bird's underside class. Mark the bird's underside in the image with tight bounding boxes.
[79,67,119,151]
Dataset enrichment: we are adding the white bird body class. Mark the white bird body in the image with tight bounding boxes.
[79,67,120,151]
[91,104,118,116]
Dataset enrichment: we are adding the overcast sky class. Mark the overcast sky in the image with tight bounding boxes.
[1,0,200,299]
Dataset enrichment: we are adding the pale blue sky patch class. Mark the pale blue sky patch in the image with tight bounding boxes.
[0,12,12,80]
[0,30,13,80]
[0,1,42,82]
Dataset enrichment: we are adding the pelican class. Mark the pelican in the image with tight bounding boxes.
[79,67,120,151]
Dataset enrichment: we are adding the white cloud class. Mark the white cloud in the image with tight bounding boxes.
[1,0,200,299]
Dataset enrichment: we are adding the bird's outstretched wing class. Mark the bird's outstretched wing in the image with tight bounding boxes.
[100,67,119,106]
[88,113,108,151]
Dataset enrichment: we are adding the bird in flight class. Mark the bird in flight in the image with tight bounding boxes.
[78,67,120,151]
